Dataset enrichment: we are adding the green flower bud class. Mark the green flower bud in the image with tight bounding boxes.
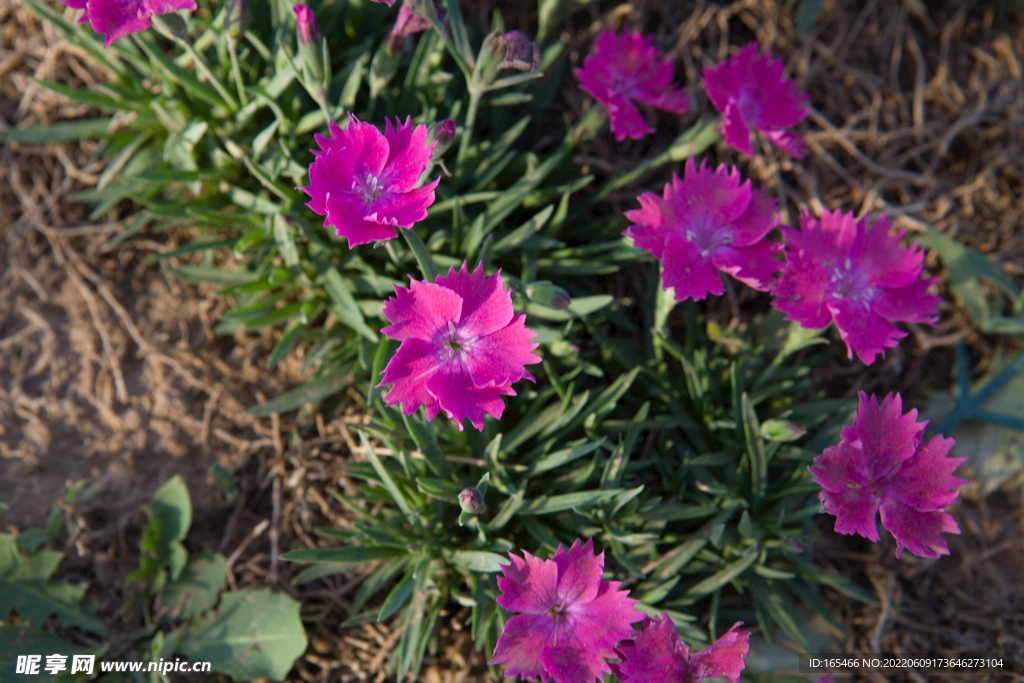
[526,281,571,309]
[458,487,485,515]
[294,4,324,83]
[427,119,456,158]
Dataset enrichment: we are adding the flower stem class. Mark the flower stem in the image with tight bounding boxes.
[454,86,482,186]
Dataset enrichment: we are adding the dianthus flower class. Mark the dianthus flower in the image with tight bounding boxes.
[772,209,940,365]
[60,0,196,47]
[612,614,749,683]
[490,539,642,683]
[809,392,969,559]
[702,43,809,158]
[573,27,691,141]
[299,115,440,247]
[377,262,540,432]
[623,157,780,302]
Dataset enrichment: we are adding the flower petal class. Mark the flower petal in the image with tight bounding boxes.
[759,127,806,158]
[624,191,673,258]
[434,262,514,338]
[377,338,441,415]
[87,0,151,48]
[322,192,399,246]
[886,434,967,511]
[540,643,613,683]
[849,218,925,289]
[721,101,753,156]
[366,176,440,228]
[425,360,513,431]
[604,91,654,141]
[661,231,725,301]
[551,539,603,610]
[711,240,783,291]
[819,484,880,542]
[489,612,555,679]
[809,441,872,493]
[496,550,559,614]
[828,297,906,365]
[879,501,960,559]
[466,315,541,388]
[771,245,833,330]
[566,579,642,653]
[847,392,926,480]
[380,116,436,192]
[690,621,750,683]
[870,277,941,324]
[612,614,689,683]
[380,278,462,342]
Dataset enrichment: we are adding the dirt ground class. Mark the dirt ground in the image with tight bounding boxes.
[1,0,1023,682]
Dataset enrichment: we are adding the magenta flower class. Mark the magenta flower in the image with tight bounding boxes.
[60,0,196,47]
[293,4,318,45]
[299,114,440,247]
[612,614,749,683]
[702,43,810,158]
[573,27,691,141]
[490,539,642,683]
[623,156,781,302]
[772,209,941,365]
[377,262,541,432]
[809,392,969,559]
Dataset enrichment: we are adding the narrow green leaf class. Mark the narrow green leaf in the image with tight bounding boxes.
[684,546,759,598]
[32,78,133,111]
[282,546,408,563]
[519,490,620,515]
[0,118,111,143]
[244,367,355,416]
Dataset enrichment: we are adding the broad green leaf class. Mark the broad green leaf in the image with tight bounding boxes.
[128,475,192,586]
[162,552,226,621]
[0,535,107,635]
[447,550,506,573]
[177,589,307,681]
[0,625,95,681]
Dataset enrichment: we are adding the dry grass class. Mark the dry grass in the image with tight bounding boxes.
[1,0,1023,681]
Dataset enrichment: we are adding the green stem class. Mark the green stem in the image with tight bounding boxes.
[454,86,482,186]
[226,37,249,108]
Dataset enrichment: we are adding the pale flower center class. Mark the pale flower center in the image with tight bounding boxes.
[829,257,876,306]
[440,320,478,363]
[355,172,383,203]
[685,222,734,258]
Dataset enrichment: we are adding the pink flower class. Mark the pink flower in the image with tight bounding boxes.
[60,0,197,47]
[612,614,750,683]
[386,1,443,51]
[377,262,541,432]
[772,209,941,365]
[490,539,642,683]
[299,114,440,247]
[809,392,969,559]
[623,157,781,302]
[293,3,318,45]
[573,27,691,141]
[702,43,809,158]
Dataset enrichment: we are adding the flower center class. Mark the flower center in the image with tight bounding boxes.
[829,257,876,306]
[440,320,477,363]
[355,172,383,203]
[685,223,733,258]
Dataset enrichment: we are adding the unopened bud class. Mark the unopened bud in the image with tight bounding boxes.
[526,281,571,309]
[458,487,485,515]
[427,119,456,158]
[294,4,324,82]
[760,419,806,442]
[498,30,540,72]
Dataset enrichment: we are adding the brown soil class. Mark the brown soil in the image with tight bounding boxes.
[2,0,1023,682]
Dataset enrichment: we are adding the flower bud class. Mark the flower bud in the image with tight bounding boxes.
[526,281,571,309]
[498,30,540,72]
[427,119,456,158]
[458,487,485,515]
[294,4,324,83]
[370,41,403,98]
